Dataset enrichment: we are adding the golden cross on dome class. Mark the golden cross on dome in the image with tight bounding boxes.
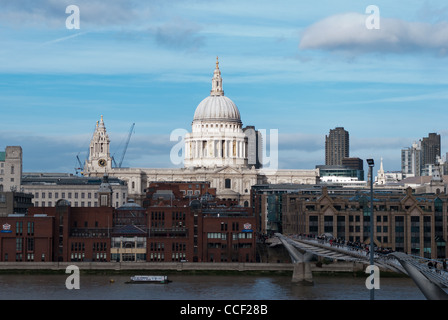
[216,56,219,69]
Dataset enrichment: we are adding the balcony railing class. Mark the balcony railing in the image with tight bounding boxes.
[70,228,109,238]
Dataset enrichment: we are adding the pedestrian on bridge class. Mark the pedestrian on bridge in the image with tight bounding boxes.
[436,262,443,274]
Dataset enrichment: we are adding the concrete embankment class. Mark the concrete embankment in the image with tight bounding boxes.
[0,261,371,275]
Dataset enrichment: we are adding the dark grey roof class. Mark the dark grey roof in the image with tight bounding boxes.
[117,199,145,210]
[22,173,126,186]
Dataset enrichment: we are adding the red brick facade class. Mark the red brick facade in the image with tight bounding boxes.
[0,182,257,263]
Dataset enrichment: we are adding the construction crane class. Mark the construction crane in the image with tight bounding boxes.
[75,154,84,175]
[112,123,135,168]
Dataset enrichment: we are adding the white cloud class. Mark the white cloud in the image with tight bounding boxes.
[299,12,448,57]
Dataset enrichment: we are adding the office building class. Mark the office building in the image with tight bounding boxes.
[0,191,34,217]
[282,186,447,259]
[421,133,441,169]
[402,133,441,177]
[401,141,422,177]
[21,173,128,208]
[325,127,349,166]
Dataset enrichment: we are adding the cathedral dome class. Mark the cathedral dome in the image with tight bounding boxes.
[193,95,241,123]
[192,57,241,124]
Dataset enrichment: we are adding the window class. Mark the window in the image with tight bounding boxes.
[225,179,231,189]
[16,222,23,235]
[27,222,34,235]
[16,238,23,251]
[101,195,108,206]
[27,238,34,251]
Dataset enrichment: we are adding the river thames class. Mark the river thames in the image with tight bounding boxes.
[0,273,427,300]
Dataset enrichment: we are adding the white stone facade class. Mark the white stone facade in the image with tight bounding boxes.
[83,58,319,205]
[185,58,248,169]
[21,173,128,208]
[84,115,112,174]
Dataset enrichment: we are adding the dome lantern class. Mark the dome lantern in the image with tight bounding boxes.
[210,56,224,96]
[192,57,241,124]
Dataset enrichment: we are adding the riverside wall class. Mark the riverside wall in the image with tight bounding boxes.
[0,261,365,273]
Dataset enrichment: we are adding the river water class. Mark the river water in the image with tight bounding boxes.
[0,273,426,300]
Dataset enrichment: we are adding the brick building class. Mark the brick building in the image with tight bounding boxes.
[282,186,447,259]
[143,181,256,263]
[202,206,256,262]
[0,213,53,262]
[0,179,256,263]
[29,200,113,262]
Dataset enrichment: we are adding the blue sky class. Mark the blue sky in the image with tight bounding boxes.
[1,0,448,174]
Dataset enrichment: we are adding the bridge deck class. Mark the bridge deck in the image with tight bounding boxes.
[275,233,448,289]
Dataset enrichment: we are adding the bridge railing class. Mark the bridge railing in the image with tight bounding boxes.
[401,254,448,287]
[288,234,448,280]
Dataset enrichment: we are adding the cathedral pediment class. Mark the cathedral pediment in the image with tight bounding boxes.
[217,189,240,196]
[214,166,242,175]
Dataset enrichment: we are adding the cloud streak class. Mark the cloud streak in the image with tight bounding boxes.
[40,31,90,46]
[299,12,448,57]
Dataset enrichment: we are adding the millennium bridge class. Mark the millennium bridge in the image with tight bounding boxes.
[274,233,448,300]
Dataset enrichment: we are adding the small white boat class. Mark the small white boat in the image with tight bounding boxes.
[126,275,171,284]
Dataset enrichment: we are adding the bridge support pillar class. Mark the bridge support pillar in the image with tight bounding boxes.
[292,262,313,285]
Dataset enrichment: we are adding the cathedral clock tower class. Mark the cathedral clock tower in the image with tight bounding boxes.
[84,115,112,174]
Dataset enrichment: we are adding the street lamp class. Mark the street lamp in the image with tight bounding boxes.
[366,158,375,300]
